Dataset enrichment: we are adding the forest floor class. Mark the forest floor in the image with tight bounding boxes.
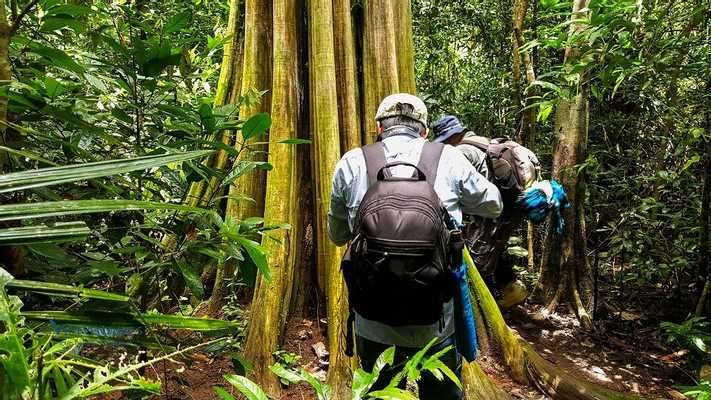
[143,299,690,400]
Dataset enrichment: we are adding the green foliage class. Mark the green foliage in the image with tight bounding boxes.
[680,381,711,400]
[219,338,460,400]
[0,265,228,399]
[661,317,711,362]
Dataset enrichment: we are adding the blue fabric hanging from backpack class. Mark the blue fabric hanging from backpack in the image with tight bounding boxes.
[520,179,570,234]
[452,261,478,362]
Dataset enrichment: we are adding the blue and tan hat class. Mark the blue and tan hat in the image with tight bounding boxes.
[431,115,466,143]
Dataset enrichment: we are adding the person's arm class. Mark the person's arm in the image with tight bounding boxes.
[460,145,489,179]
[327,158,353,246]
[450,148,503,218]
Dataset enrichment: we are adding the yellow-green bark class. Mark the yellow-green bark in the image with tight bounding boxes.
[394,0,416,94]
[196,0,245,208]
[225,0,273,222]
[535,0,593,330]
[162,0,242,254]
[333,0,362,154]
[308,0,351,396]
[362,0,400,144]
[242,0,300,394]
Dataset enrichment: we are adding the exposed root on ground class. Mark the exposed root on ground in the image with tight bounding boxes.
[463,249,640,400]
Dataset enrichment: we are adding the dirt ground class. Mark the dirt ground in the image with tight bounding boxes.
[139,299,692,400]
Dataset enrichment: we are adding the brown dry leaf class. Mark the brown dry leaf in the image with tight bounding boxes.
[700,364,711,381]
[660,349,689,363]
[190,353,210,363]
[666,389,687,399]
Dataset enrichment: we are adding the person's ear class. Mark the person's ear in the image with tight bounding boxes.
[377,121,383,134]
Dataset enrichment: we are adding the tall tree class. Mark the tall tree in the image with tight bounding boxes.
[695,79,711,316]
[361,0,400,144]
[308,0,352,396]
[333,0,362,154]
[510,0,538,271]
[394,0,416,93]
[241,0,301,394]
[535,0,594,329]
[225,0,273,221]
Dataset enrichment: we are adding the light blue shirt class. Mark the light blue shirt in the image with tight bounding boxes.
[327,129,503,347]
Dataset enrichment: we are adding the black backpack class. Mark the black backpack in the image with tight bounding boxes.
[341,141,462,350]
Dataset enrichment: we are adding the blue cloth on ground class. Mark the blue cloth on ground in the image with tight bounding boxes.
[452,262,478,362]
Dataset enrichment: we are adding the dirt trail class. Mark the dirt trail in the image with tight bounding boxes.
[147,304,682,399]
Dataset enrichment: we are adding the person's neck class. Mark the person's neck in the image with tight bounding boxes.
[378,125,420,141]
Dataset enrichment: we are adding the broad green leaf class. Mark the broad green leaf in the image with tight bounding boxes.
[0,222,89,245]
[174,259,204,299]
[44,76,66,98]
[0,146,57,166]
[6,279,129,302]
[269,363,304,384]
[27,44,84,75]
[41,17,83,32]
[367,387,418,400]
[0,199,214,222]
[682,154,701,172]
[222,161,273,187]
[302,369,330,400]
[223,374,268,400]
[242,113,271,140]
[0,150,213,193]
[234,237,271,282]
[0,267,12,286]
[23,310,238,331]
[213,387,236,400]
[165,11,191,33]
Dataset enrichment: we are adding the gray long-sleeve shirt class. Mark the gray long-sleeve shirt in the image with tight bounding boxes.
[327,129,503,347]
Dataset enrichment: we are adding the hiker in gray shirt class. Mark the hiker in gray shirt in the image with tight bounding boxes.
[328,94,502,399]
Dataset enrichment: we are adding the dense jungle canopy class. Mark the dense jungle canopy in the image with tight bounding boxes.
[0,0,709,399]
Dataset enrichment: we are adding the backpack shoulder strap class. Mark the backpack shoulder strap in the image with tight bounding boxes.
[458,138,490,153]
[417,142,444,185]
[362,142,387,187]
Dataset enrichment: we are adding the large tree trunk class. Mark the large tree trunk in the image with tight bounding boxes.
[534,0,593,329]
[241,0,302,394]
[308,0,352,397]
[394,0,416,94]
[225,0,273,221]
[333,0,362,154]
[361,0,400,144]
[536,89,593,328]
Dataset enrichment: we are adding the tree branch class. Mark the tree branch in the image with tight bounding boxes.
[10,0,41,36]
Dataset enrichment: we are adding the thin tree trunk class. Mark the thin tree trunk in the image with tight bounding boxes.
[534,0,593,329]
[308,0,351,397]
[225,0,273,221]
[695,80,711,316]
[242,0,301,393]
[511,0,537,270]
[514,0,536,149]
[361,0,399,144]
